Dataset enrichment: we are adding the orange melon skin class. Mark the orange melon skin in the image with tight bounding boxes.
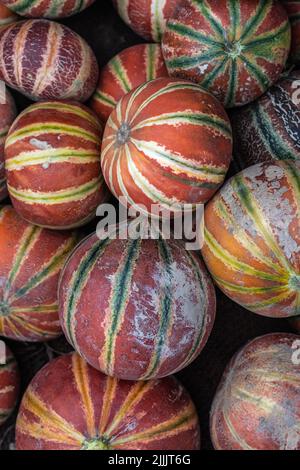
[202,160,300,318]
[58,232,216,381]
[101,77,232,217]
[210,333,300,450]
[5,101,108,230]
[0,20,99,102]
[162,0,291,108]
[16,352,201,450]
[0,205,78,342]
[90,43,169,124]
[0,4,19,28]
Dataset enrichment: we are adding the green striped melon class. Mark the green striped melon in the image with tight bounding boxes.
[162,0,291,107]
[59,232,216,380]
[202,160,300,318]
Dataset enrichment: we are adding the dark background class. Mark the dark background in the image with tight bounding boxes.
[0,0,295,451]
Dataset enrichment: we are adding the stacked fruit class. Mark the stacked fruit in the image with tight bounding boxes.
[0,0,299,451]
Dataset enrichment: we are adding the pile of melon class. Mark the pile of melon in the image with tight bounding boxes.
[0,0,299,451]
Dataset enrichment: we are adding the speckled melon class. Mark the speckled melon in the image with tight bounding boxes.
[113,0,180,42]
[90,43,168,123]
[5,101,107,230]
[0,19,99,101]
[59,231,216,380]
[202,160,300,318]
[210,333,300,450]
[231,69,300,169]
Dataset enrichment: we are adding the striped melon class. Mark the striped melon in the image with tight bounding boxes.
[162,0,291,107]
[0,88,17,201]
[202,160,300,318]
[16,353,201,450]
[210,333,300,450]
[0,0,95,18]
[0,343,19,426]
[5,101,107,230]
[0,19,99,102]
[0,205,78,341]
[231,69,300,169]
[283,0,300,64]
[112,0,180,42]
[101,77,232,217]
[90,43,169,124]
[59,231,216,380]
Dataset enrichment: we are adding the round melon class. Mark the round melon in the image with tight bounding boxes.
[0,205,78,341]
[162,0,291,107]
[5,101,107,229]
[210,333,300,450]
[0,0,95,19]
[231,69,300,169]
[202,160,300,318]
[0,88,17,201]
[59,231,216,380]
[101,77,232,217]
[0,19,99,102]
[16,352,201,450]
[112,0,180,42]
[90,43,168,124]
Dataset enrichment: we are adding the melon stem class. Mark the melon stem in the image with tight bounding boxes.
[82,436,111,450]
[0,300,10,317]
[224,40,244,59]
[116,122,131,145]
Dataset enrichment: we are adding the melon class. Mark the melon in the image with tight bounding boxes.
[202,160,300,318]
[0,205,78,341]
[59,231,216,380]
[101,77,232,217]
[210,333,300,450]
[113,0,180,42]
[0,88,17,201]
[0,19,99,102]
[162,0,291,107]
[231,69,300,169]
[90,43,168,124]
[16,352,201,450]
[0,342,19,426]
[0,0,95,19]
